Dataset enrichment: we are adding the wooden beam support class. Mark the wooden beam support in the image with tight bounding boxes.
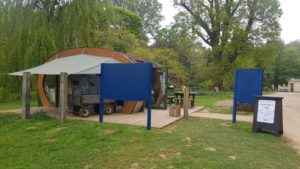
[22,72,31,120]
[59,72,68,123]
[183,87,190,117]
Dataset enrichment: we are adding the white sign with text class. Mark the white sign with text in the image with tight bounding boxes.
[257,100,276,124]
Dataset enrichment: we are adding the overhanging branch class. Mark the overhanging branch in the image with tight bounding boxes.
[175,1,212,38]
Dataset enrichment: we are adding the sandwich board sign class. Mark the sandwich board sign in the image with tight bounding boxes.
[252,96,283,136]
[232,69,263,123]
[99,63,153,130]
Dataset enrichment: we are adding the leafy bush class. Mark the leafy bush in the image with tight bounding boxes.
[0,87,22,103]
[199,80,213,90]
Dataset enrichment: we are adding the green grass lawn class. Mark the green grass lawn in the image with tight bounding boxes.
[0,113,299,169]
[195,92,233,107]
[195,93,253,115]
[0,100,37,111]
[195,92,234,114]
[207,106,232,114]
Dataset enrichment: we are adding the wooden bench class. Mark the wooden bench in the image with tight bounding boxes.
[174,91,197,108]
[167,96,176,105]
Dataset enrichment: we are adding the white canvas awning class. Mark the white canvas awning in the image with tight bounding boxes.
[9,54,120,76]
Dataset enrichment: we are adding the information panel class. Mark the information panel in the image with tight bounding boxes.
[99,63,153,130]
[257,100,275,124]
[232,69,263,123]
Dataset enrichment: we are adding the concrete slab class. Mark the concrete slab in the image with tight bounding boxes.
[0,106,204,128]
[189,111,253,123]
[68,106,204,128]
[215,100,233,107]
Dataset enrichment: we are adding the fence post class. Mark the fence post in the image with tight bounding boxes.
[183,87,189,117]
[22,72,31,120]
[59,72,68,123]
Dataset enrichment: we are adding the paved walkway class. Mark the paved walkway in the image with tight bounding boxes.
[270,92,300,152]
[0,106,204,129]
[68,106,204,128]
[190,112,252,122]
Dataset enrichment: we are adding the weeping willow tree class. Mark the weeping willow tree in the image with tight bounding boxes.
[0,0,145,102]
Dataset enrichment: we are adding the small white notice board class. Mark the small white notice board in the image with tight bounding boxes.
[257,100,276,124]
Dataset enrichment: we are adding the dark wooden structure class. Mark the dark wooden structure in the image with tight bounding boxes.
[174,91,197,108]
[169,106,181,117]
[252,96,284,136]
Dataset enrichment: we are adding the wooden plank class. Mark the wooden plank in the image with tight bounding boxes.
[118,101,136,114]
[22,72,31,120]
[59,72,68,123]
[133,101,144,112]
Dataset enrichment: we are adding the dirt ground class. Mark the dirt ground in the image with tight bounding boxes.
[215,100,232,107]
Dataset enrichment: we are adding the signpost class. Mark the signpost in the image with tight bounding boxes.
[252,96,283,136]
[232,69,263,123]
[99,63,153,130]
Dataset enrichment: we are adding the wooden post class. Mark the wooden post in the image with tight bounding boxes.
[59,72,68,123]
[183,87,189,117]
[55,75,59,107]
[22,72,31,120]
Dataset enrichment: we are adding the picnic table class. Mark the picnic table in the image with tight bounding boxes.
[174,91,198,108]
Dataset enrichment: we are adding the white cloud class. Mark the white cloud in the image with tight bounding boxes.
[279,0,300,43]
[158,0,177,27]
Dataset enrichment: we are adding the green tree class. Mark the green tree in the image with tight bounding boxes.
[113,6,143,39]
[173,0,282,88]
[154,12,205,87]
[0,0,146,102]
[130,47,187,85]
[112,0,163,36]
[273,40,300,89]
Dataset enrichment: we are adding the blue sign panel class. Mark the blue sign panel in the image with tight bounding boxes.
[99,63,153,130]
[232,69,263,123]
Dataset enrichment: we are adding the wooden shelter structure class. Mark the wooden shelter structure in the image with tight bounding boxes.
[9,48,167,120]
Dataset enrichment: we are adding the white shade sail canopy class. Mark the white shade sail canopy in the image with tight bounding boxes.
[9,54,120,76]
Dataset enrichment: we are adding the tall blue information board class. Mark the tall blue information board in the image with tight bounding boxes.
[232,69,263,123]
[99,63,153,130]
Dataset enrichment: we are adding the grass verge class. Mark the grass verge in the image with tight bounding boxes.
[0,100,37,111]
[195,92,233,107]
[0,113,299,169]
[195,92,253,115]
